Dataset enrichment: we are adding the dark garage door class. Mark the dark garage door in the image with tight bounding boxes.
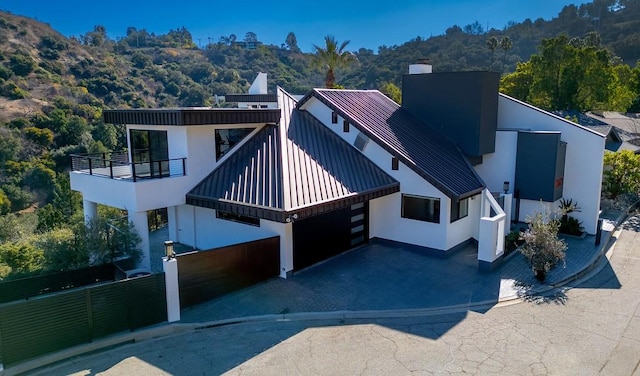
[293,202,368,271]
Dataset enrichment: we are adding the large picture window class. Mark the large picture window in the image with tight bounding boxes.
[215,128,254,160]
[401,194,440,223]
[450,198,469,223]
[216,210,260,226]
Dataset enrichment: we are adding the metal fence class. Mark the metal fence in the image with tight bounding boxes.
[0,273,167,368]
[0,264,115,304]
[71,152,186,181]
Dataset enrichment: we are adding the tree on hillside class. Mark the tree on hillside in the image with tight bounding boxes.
[244,32,258,43]
[500,33,635,111]
[499,36,513,67]
[312,36,358,88]
[487,37,498,69]
[380,82,402,104]
[285,32,300,53]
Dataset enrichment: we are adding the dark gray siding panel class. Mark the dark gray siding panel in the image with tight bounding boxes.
[515,132,565,202]
[401,71,499,158]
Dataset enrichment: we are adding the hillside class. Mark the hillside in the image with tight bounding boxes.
[0,0,640,216]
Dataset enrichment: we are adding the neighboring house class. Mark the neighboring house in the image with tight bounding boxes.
[70,65,605,276]
[554,110,640,154]
[586,111,640,153]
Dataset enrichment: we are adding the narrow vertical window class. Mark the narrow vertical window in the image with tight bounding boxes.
[392,157,399,170]
[331,112,338,124]
[343,119,349,133]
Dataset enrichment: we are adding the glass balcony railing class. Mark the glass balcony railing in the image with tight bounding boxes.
[71,152,186,182]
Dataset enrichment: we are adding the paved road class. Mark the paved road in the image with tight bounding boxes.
[28,216,640,376]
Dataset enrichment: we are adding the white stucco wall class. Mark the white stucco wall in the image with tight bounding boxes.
[474,130,518,194]
[498,95,605,234]
[302,97,477,252]
[174,204,291,277]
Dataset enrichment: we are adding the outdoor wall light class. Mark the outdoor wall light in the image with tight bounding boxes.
[503,181,510,194]
[285,213,299,223]
[164,240,175,259]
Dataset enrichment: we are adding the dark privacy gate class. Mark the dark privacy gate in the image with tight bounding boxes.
[0,274,167,368]
[293,202,369,271]
[176,236,280,308]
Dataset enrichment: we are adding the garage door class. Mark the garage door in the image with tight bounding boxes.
[293,202,368,271]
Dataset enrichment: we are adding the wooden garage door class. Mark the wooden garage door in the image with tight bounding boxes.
[293,202,368,271]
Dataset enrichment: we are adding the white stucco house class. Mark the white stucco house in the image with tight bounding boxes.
[70,65,605,276]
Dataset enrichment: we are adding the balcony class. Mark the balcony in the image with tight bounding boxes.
[71,152,186,182]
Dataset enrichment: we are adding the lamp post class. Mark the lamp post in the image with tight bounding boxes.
[164,240,175,259]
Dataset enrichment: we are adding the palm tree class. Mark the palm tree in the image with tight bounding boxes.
[500,36,513,69]
[486,36,498,70]
[312,36,358,88]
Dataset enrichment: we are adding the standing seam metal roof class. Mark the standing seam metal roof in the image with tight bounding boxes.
[186,88,399,221]
[297,89,485,200]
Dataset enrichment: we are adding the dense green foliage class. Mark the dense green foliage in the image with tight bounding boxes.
[501,32,637,111]
[603,150,640,199]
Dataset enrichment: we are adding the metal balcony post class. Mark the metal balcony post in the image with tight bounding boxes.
[132,162,137,182]
[182,158,186,176]
[88,157,93,175]
[109,160,114,179]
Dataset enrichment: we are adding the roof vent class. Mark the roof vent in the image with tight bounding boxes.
[409,58,432,75]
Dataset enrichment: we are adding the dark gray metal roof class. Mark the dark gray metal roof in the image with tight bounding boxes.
[224,94,278,103]
[186,88,400,222]
[103,108,280,126]
[297,89,485,200]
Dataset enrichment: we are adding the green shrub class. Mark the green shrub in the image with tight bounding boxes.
[9,53,36,76]
[559,216,584,236]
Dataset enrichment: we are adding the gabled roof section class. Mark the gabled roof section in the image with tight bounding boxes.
[186,88,399,222]
[297,89,485,200]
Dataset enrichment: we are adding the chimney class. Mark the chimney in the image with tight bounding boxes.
[401,67,500,159]
[409,58,432,74]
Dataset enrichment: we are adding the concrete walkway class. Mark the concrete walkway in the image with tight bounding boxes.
[178,208,626,323]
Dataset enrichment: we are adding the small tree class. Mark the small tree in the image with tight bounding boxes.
[519,207,567,282]
[79,215,142,266]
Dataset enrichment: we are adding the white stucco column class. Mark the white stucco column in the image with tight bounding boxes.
[168,206,178,241]
[281,223,293,278]
[129,211,150,270]
[163,256,181,322]
[500,193,513,232]
[83,200,98,224]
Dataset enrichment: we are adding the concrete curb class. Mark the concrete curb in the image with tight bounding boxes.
[8,207,635,376]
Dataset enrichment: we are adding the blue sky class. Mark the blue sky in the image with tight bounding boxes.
[1,0,584,52]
